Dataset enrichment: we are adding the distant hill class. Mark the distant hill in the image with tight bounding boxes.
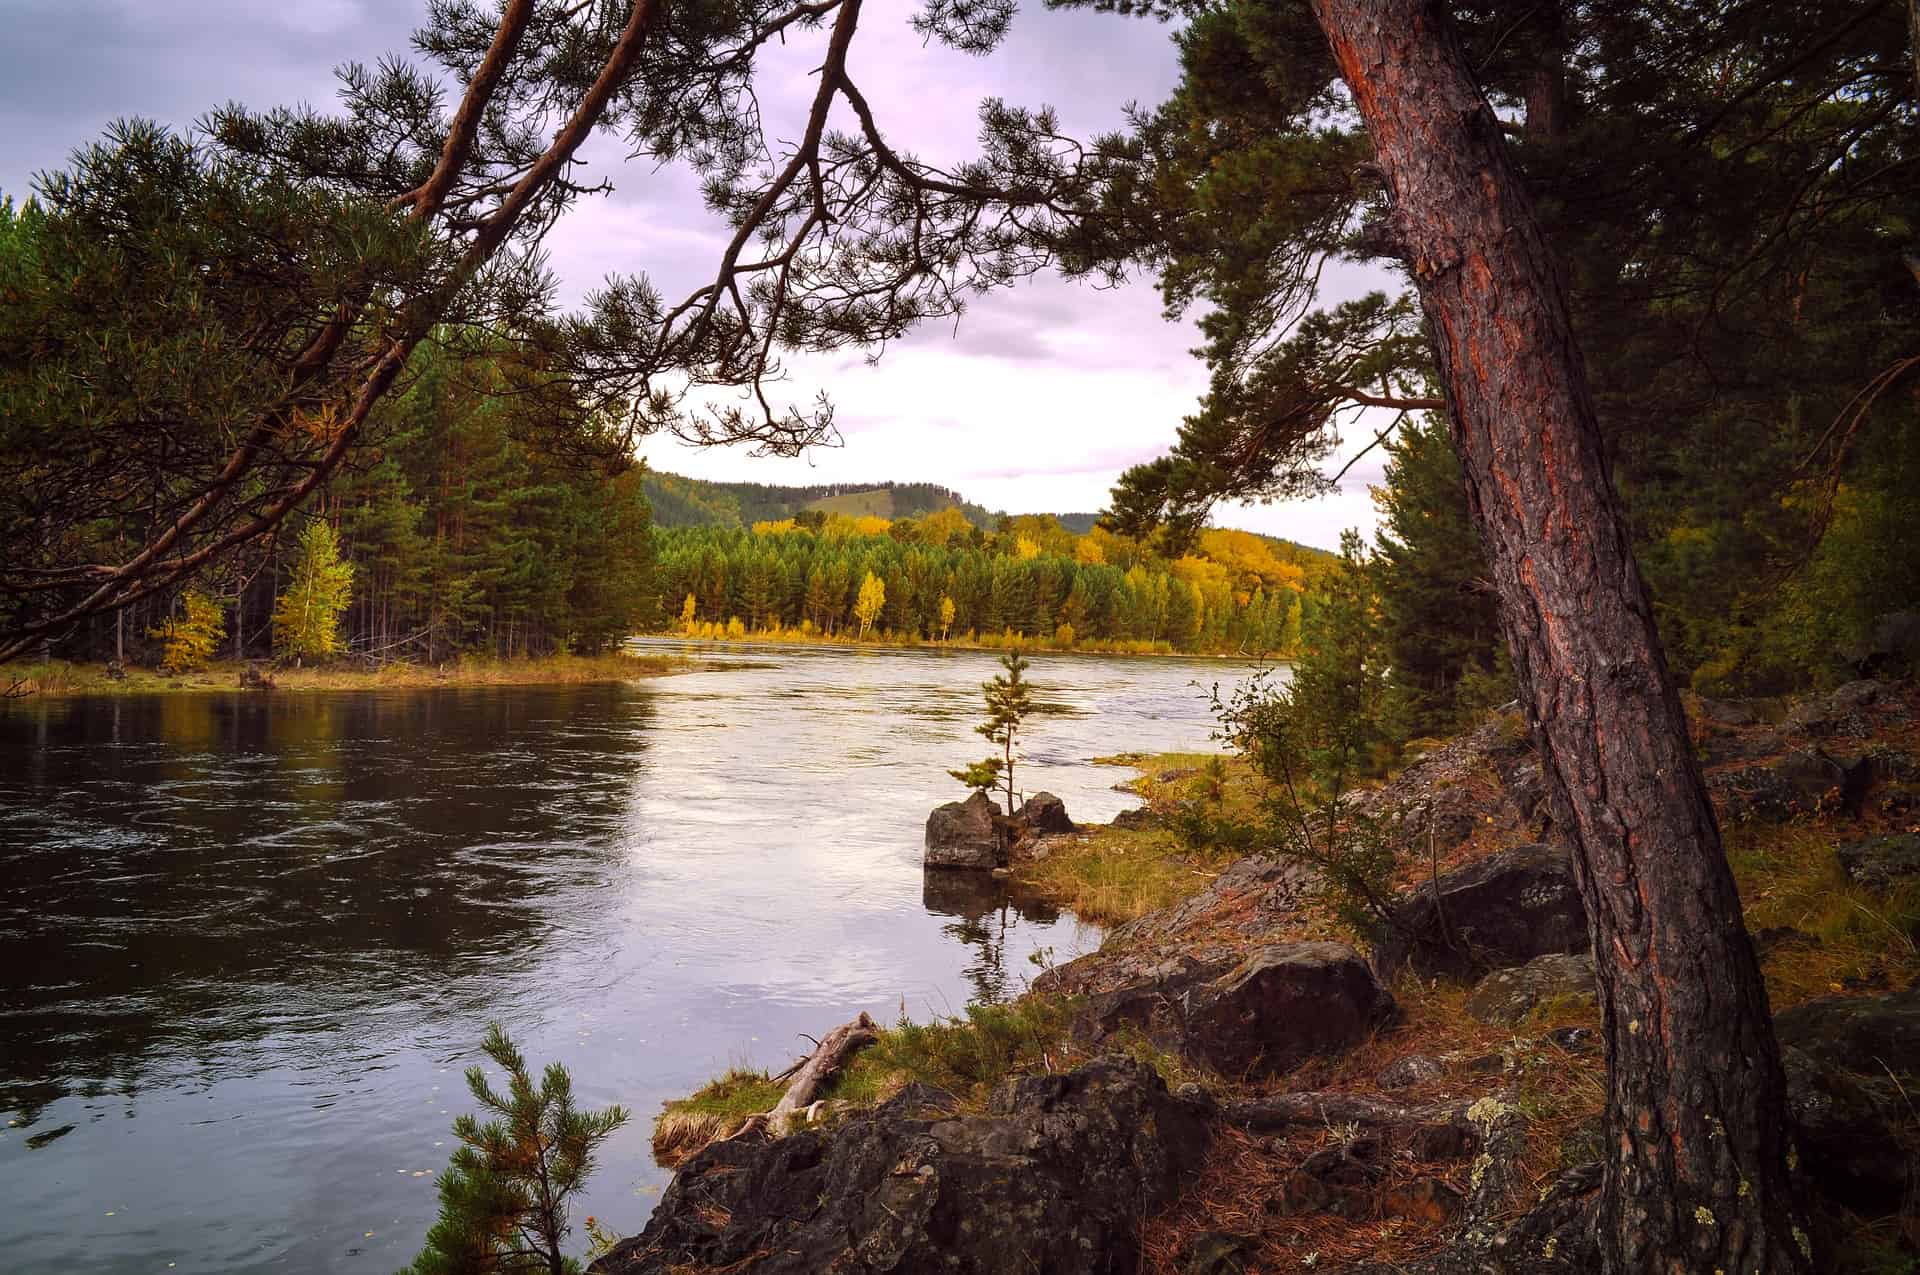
[639,469,1333,568]
[642,471,996,530]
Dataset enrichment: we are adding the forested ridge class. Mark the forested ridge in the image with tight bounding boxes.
[643,471,999,531]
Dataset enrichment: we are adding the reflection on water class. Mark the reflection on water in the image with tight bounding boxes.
[0,641,1253,1273]
[922,869,1064,1006]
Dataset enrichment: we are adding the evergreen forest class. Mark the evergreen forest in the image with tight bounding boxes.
[652,514,1330,655]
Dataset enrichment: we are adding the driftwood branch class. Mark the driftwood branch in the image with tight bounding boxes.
[729,1012,880,1141]
[767,1012,878,1133]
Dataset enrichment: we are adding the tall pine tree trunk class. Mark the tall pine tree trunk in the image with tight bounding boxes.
[1303,1,1810,1270]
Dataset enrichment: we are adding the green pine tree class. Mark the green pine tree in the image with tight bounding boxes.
[1371,415,1505,740]
[950,650,1036,816]
[401,1024,628,1275]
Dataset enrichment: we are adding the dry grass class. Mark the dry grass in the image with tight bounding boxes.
[1140,1124,1463,1274]
[1727,819,1920,1008]
[1,651,683,698]
[1012,752,1256,925]
[652,1069,788,1167]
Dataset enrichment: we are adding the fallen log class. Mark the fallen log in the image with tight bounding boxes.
[718,1012,881,1144]
[766,1012,879,1134]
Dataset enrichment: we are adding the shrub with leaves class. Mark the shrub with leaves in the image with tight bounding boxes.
[1200,669,1407,936]
[402,1024,628,1275]
[148,588,226,673]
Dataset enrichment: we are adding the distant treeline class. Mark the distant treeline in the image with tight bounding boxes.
[652,512,1332,655]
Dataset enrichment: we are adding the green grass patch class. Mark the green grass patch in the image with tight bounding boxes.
[827,996,1079,1110]
[1,652,682,698]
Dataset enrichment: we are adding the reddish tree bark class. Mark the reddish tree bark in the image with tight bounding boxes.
[1303,2,1812,1271]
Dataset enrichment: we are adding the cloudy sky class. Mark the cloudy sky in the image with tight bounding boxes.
[0,1,1394,548]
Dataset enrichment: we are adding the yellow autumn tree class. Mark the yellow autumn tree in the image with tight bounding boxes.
[272,521,353,662]
[854,572,886,639]
[149,588,226,673]
[938,594,956,642]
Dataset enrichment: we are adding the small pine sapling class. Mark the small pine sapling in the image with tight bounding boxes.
[402,1024,628,1275]
[949,650,1035,816]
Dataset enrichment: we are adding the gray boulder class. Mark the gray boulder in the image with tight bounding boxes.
[1081,941,1397,1079]
[1783,679,1891,739]
[1016,791,1074,835]
[1178,1231,1258,1275]
[592,1056,1209,1275]
[1464,953,1596,1027]
[1836,833,1920,891]
[1775,983,1920,1080]
[1695,696,1759,727]
[1839,611,1920,678]
[1375,1053,1446,1090]
[1708,747,1874,821]
[924,790,1003,869]
[1372,843,1589,981]
[1780,1045,1913,1212]
[1772,985,1920,1212]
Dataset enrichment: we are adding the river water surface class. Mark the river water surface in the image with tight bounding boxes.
[0,640,1257,1273]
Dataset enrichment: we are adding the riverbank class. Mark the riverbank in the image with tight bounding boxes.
[628,680,1920,1275]
[0,650,687,698]
[646,624,1278,661]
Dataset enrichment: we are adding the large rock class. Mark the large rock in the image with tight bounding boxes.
[1782,679,1898,740]
[1774,986,1920,1213]
[1080,941,1398,1079]
[1016,791,1074,835]
[1708,747,1876,822]
[924,790,1004,869]
[1780,1045,1913,1212]
[1343,718,1539,849]
[1774,984,1920,1079]
[592,1056,1210,1275]
[1838,612,1920,678]
[1463,953,1596,1027]
[1836,832,1920,890]
[1104,855,1311,951]
[1372,843,1589,981]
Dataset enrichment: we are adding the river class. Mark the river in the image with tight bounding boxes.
[0,640,1260,1273]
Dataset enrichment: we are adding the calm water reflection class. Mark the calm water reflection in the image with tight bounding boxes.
[0,641,1250,1272]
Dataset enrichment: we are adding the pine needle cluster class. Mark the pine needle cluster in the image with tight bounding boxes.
[402,1025,629,1275]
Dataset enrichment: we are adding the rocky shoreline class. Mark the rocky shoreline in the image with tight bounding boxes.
[605,677,1920,1274]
